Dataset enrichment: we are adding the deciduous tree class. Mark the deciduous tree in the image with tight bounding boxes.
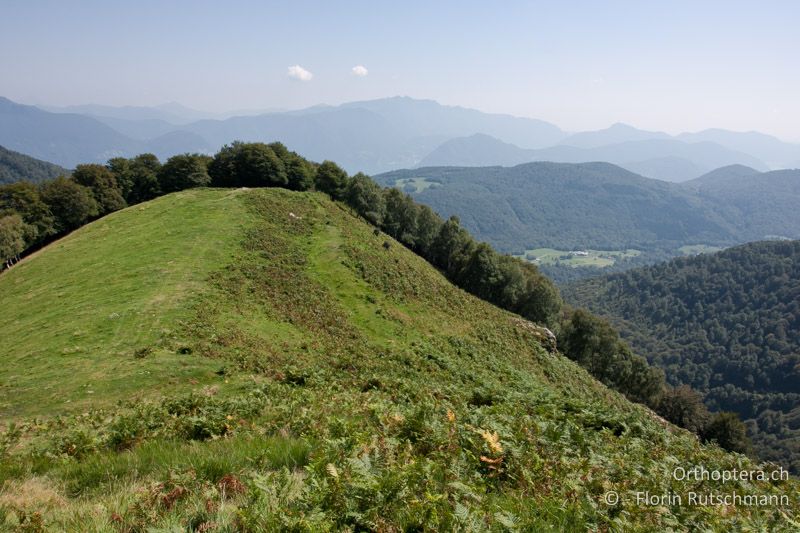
[158,154,211,193]
[315,160,348,200]
[0,214,27,267]
[72,164,126,214]
[40,176,98,232]
[0,182,55,244]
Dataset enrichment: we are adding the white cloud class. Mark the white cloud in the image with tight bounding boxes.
[287,65,313,81]
[351,65,369,77]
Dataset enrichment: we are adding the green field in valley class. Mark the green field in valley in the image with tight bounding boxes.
[394,177,440,193]
[678,244,724,255]
[518,247,641,268]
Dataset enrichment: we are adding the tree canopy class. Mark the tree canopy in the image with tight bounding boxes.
[158,153,212,193]
[40,176,98,233]
[72,164,126,215]
[565,240,800,470]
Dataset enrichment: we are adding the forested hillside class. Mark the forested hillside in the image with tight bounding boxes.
[376,162,738,252]
[564,241,800,472]
[377,162,800,282]
[0,145,67,184]
[689,168,800,242]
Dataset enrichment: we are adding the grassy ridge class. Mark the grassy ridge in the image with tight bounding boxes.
[1,189,797,530]
[0,188,253,417]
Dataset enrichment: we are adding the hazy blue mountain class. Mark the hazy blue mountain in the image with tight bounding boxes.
[151,101,223,122]
[679,129,800,169]
[42,103,198,124]
[183,106,427,173]
[621,156,707,183]
[687,164,762,187]
[143,130,214,160]
[339,96,567,148]
[530,139,768,180]
[558,122,671,148]
[0,97,143,167]
[418,133,535,167]
[7,95,797,176]
[562,124,800,170]
[178,97,566,173]
[418,133,766,182]
[0,145,68,184]
[38,96,565,173]
[88,116,183,140]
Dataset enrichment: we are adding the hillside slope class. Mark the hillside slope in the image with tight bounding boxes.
[376,162,738,252]
[564,241,800,472]
[0,189,796,530]
[689,168,800,242]
[0,145,68,185]
[376,163,800,284]
[0,97,143,168]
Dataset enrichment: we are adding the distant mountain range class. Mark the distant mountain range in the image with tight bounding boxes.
[2,95,799,180]
[375,162,800,255]
[558,123,800,170]
[419,132,768,181]
[41,102,286,124]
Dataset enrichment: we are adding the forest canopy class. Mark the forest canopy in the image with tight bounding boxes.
[564,241,800,471]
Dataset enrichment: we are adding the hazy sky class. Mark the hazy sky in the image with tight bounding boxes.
[2,0,799,140]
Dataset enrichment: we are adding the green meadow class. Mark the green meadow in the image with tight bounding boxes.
[519,247,641,268]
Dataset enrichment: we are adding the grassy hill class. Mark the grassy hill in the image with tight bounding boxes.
[0,189,251,417]
[0,145,68,185]
[563,241,800,473]
[1,189,797,530]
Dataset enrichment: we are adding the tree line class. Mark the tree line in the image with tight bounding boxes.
[0,141,748,454]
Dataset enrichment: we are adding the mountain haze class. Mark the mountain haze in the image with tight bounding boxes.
[558,123,671,148]
[679,129,800,169]
[0,97,141,168]
[419,132,767,182]
[7,96,796,178]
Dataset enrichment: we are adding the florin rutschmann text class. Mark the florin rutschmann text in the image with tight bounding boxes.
[603,466,791,508]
